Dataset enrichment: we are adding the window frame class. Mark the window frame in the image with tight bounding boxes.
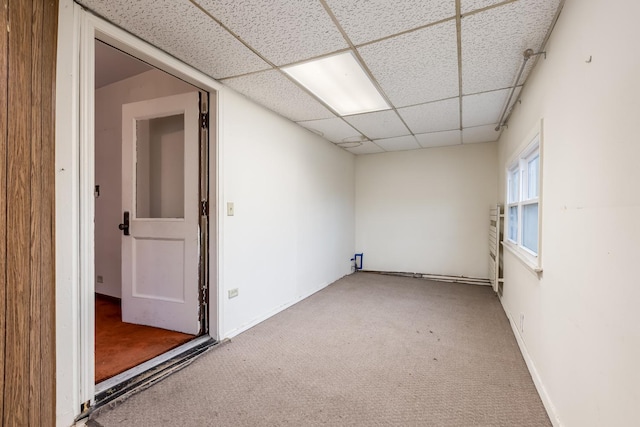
[504,121,543,273]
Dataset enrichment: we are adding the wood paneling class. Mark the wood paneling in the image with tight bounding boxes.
[40,0,58,423]
[0,0,8,421]
[1,0,58,425]
[29,0,44,424]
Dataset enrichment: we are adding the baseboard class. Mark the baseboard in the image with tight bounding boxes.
[95,293,121,304]
[505,309,562,427]
[223,278,339,339]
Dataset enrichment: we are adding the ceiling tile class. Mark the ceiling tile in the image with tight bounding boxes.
[374,135,421,152]
[415,130,462,148]
[398,98,460,134]
[344,110,410,140]
[78,0,270,79]
[461,0,505,14]
[325,0,455,45]
[462,86,522,128]
[344,140,385,155]
[461,0,561,94]
[462,125,501,144]
[297,118,362,144]
[223,70,335,122]
[358,20,459,107]
[196,0,348,66]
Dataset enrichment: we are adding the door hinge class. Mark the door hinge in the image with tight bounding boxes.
[199,301,208,322]
[200,112,209,129]
[200,200,209,216]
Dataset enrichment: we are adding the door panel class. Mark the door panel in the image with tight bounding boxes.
[121,92,200,335]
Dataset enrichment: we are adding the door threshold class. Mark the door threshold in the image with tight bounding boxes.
[89,335,216,416]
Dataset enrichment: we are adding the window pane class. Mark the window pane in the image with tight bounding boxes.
[136,114,185,218]
[527,154,539,199]
[522,203,539,253]
[508,169,519,203]
[508,206,518,241]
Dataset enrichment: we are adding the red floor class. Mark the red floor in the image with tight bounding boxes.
[95,295,195,383]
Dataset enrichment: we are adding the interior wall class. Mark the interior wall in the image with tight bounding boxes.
[496,0,640,425]
[219,89,355,337]
[1,0,58,425]
[94,69,194,297]
[355,143,497,278]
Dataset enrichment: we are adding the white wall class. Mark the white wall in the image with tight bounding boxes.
[497,0,640,425]
[94,69,194,297]
[355,143,497,278]
[219,89,355,337]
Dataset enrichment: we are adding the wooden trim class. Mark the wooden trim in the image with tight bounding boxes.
[41,0,59,422]
[1,0,58,425]
[29,1,45,424]
[0,0,7,422]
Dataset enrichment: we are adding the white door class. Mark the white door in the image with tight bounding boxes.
[121,92,201,335]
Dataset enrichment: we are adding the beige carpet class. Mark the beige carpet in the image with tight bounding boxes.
[91,272,550,426]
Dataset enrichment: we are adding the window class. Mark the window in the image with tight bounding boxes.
[505,130,542,271]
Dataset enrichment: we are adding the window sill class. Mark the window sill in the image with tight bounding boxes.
[502,241,543,275]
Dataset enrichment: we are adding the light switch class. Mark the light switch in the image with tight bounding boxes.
[227,202,234,216]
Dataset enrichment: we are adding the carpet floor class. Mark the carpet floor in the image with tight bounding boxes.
[92,273,550,426]
[95,295,195,383]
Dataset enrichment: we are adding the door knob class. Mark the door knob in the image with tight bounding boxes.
[119,211,130,235]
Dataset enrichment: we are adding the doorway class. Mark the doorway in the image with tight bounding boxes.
[59,8,222,417]
[92,41,211,387]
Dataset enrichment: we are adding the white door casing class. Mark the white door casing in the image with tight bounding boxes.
[121,92,200,335]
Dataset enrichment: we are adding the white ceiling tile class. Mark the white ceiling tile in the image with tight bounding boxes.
[297,118,362,144]
[462,125,501,144]
[196,0,348,66]
[461,0,505,14]
[415,130,462,148]
[325,0,455,45]
[374,135,421,152]
[344,140,385,155]
[358,20,459,107]
[461,0,561,94]
[462,87,522,128]
[223,70,335,122]
[78,0,270,79]
[344,110,410,140]
[398,98,460,134]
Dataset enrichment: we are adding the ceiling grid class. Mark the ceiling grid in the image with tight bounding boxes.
[79,0,564,155]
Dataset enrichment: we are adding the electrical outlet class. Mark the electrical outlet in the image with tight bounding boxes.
[227,202,234,216]
[97,275,103,284]
[228,288,239,299]
[519,313,525,333]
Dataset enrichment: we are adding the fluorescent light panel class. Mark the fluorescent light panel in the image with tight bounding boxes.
[282,52,389,116]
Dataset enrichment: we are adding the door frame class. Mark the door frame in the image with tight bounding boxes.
[59,5,224,413]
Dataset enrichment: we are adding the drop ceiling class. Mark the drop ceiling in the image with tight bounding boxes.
[78,0,563,155]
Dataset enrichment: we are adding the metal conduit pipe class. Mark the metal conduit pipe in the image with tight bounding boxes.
[495,48,545,132]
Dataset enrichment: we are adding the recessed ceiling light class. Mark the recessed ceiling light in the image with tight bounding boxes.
[282,52,390,116]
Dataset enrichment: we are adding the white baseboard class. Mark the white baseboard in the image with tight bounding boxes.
[223,278,338,339]
[504,309,562,427]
